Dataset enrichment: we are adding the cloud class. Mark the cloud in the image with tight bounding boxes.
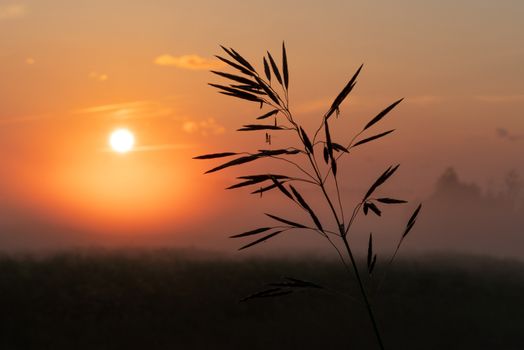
[294,97,333,114]
[89,71,108,82]
[154,54,223,70]
[496,128,523,142]
[75,100,173,120]
[0,4,26,20]
[294,95,442,115]
[100,143,195,153]
[182,118,225,136]
[408,95,442,106]
[0,113,51,127]
[476,95,524,103]
[131,144,195,152]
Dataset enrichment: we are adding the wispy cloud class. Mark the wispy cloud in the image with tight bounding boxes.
[101,143,195,153]
[408,95,443,106]
[0,113,51,127]
[476,95,524,103]
[75,100,173,120]
[89,71,108,82]
[182,118,225,136]
[496,128,523,142]
[0,3,26,20]
[76,99,225,135]
[294,97,332,115]
[294,95,441,115]
[154,54,223,70]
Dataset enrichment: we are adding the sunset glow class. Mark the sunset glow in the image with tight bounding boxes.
[0,2,523,348]
[0,0,522,255]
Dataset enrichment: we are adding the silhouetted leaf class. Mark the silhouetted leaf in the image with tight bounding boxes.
[227,174,284,189]
[257,149,300,156]
[220,45,256,72]
[267,51,283,85]
[257,109,279,120]
[324,119,338,175]
[323,146,329,164]
[230,84,265,94]
[211,70,257,86]
[300,127,314,154]
[230,47,256,72]
[284,277,323,289]
[403,204,422,238]
[367,202,381,216]
[219,91,263,102]
[193,152,237,160]
[218,45,237,60]
[238,174,288,181]
[239,230,283,250]
[240,287,293,302]
[363,164,400,200]
[377,198,407,204]
[282,41,289,89]
[331,158,338,176]
[352,129,395,148]
[266,213,306,228]
[408,203,422,227]
[269,277,322,289]
[367,234,378,274]
[226,179,261,190]
[238,124,284,131]
[367,233,373,269]
[289,185,306,208]
[254,76,280,105]
[325,120,334,159]
[363,98,403,131]
[230,227,272,238]
[215,55,253,76]
[205,154,260,174]
[332,143,349,153]
[370,255,377,274]
[289,185,323,231]
[270,176,293,200]
[251,183,278,195]
[263,57,271,81]
[325,64,363,120]
[211,83,262,102]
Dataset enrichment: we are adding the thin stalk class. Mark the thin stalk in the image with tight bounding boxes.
[304,139,385,349]
[341,234,385,350]
[345,202,363,237]
[280,82,385,350]
[310,153,342,228]
[322,129,365,184]
[268,155,318,183]
[333,174,345,223]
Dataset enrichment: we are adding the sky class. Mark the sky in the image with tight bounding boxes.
[0,1,523,256]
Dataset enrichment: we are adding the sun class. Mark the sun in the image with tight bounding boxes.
[109,128,135,153]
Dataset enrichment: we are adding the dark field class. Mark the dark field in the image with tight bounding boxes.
[0,250,523,349]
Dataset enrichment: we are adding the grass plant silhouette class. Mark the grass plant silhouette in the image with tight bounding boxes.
[195,42,422,349]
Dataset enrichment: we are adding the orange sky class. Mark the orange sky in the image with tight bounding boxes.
[0,1,523,251]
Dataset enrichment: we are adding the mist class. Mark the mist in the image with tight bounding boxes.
[1,166,522,261]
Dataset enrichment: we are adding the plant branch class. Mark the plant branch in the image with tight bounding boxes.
[344,202,363,237]
[341,234,385,350]
[268,155,318,183]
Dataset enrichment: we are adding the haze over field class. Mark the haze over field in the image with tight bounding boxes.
[0,1,523,257]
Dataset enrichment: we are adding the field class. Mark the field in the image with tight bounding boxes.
[0,250,522,349]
